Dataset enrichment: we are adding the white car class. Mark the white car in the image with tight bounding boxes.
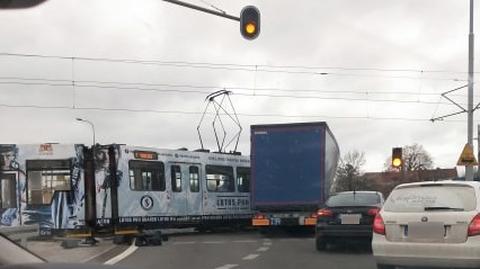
[372,180,480,269]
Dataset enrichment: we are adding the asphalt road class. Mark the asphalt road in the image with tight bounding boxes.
[117,231,376,269]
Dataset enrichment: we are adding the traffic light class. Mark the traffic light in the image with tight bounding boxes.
[392,147,403,168]
[240,5,260,40]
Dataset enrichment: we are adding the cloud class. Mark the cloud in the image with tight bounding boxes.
[0,0,476,172]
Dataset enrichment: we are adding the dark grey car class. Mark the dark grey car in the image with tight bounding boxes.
[315,191,384,250]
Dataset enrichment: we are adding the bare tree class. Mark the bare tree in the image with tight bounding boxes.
[334,150,370,192]
[384,143,433,171]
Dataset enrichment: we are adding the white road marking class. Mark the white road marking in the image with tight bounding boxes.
[256,246,269,252]
[82,244,117,263]
[104,240,138,265]
[215,264,239,269]
[242,254,260,260]
[232,240,257,243]
[202,241,225,244]
[173,241,196,245]
[263,241,272,246]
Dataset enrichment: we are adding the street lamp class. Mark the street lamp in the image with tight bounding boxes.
[76,118,96,146]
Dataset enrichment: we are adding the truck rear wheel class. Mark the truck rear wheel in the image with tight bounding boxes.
[315,237,327,251]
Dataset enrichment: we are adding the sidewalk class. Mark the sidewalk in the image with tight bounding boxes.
[26,238,119,263]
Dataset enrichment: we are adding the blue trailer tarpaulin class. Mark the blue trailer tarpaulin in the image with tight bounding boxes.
[251,122,339,210]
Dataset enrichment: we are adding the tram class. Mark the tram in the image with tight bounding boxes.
[0,143,251,239]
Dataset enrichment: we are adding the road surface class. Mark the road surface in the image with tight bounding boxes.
[117,231,376,269]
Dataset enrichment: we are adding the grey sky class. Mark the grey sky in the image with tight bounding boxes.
[0,0,477,172]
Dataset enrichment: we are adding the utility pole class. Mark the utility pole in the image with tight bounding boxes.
[466,0,475,181]
[430,1,477,178]
[478,124,480,179]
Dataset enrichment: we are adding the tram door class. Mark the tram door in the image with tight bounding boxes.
[185,164,203,216]
[168,163,203,216]
[168,164,187,216]
[0,173,19,225]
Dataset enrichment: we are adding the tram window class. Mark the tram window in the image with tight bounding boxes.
[206,165,234,192]
[189,166,199,192]
[1,175,17,208]
[27,160,72,205]
[171,165,182,192]
[236,167,250,193]
[129,160,165,191]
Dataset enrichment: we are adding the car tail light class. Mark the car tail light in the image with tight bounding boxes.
[310,212,318,218]
[373,214,385,235]
[317,208,333,217]
[468,214,480,236]
[367,208,380,216]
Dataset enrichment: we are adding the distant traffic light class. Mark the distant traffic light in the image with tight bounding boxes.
[240,5,260,40]
[392,147,403,168]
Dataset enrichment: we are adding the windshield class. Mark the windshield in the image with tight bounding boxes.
[384,185,476,212]
[326,193,381,207]
[0,1,475,269]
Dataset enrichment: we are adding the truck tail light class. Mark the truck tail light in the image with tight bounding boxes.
[468,214,480,236]
[373,214,385,235]
[254,213,266,219]
[367,208,380,216]
[317,208,333,217]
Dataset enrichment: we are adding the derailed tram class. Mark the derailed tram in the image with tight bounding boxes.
[0,143,251,241]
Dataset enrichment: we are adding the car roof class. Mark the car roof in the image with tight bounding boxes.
[394,180,480,190]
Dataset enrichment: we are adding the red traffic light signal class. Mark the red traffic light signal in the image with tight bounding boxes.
[392,147,403,168]
[240,6,260,40]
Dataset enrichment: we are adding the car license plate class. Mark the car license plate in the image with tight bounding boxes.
[407,222,445,241]
[271,217,281,226]
[340,214,361,225]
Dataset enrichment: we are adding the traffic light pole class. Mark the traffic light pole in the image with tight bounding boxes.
[161,0,240,21]
[466,0,475,181]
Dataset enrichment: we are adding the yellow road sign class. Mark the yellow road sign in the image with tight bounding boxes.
[457,143,478,166]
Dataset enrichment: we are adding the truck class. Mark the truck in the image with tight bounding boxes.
[250,121,340,232]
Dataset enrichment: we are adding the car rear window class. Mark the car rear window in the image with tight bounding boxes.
[383,184,476,212]
[326,193,381,207]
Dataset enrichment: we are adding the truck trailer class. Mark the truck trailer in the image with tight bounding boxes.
[250,122,339,232]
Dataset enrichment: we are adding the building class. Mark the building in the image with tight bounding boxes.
[363,168,458,198]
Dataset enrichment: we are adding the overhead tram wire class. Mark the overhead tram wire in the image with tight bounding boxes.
[0,52,470,81]
[0,54,469,123]
[0,102,465,123]
[0,79,469,107]
[1,75,478,98]
[0,52,470,74]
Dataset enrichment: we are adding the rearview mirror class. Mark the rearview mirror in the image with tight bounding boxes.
[0,0,47,9]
